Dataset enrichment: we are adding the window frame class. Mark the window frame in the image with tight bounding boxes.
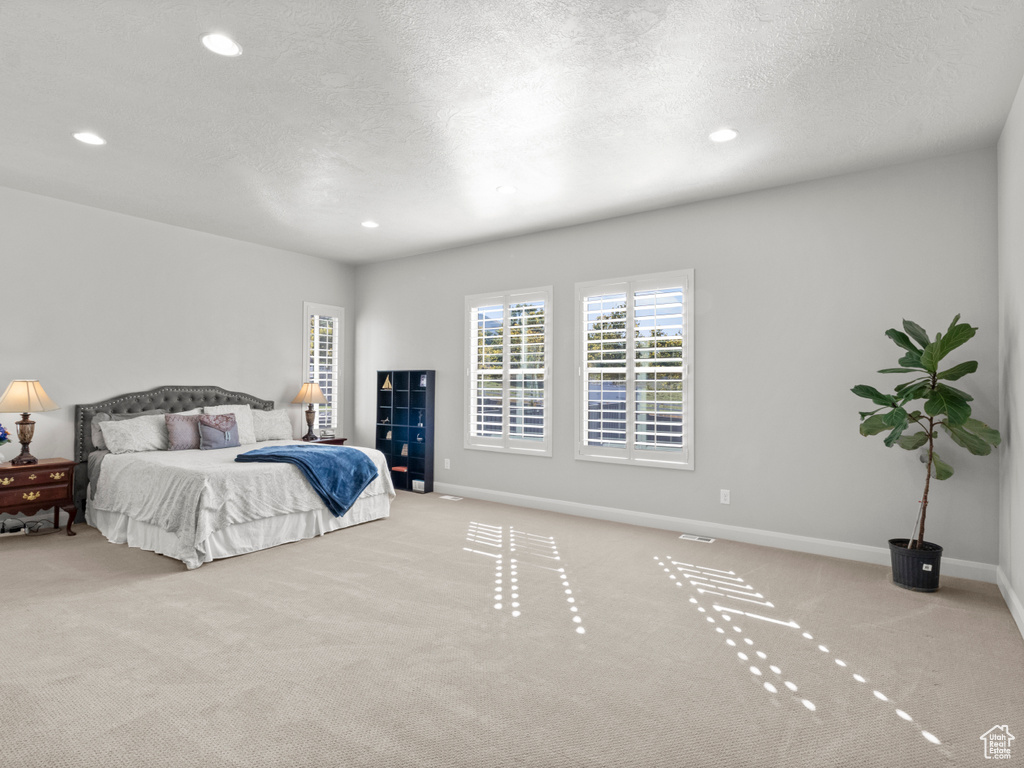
[465,286,553,456]
[302,301,344,436]
[574,269,694,470]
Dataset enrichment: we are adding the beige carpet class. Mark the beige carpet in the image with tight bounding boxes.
[1,493,1021,767]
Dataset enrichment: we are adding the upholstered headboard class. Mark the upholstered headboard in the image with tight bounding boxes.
[73,385,274,510]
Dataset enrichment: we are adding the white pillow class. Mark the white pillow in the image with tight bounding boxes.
[97,414,169,454]
[204,404,256,445]
[252,409,293,441]
[91,409,170,451]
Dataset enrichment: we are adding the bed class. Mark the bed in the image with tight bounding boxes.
[74,385,394,569]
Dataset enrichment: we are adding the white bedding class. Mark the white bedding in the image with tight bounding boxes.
[87,440,394,569]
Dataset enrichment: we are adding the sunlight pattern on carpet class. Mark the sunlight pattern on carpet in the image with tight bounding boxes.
[655,554,946,752]
[465,522,586,635]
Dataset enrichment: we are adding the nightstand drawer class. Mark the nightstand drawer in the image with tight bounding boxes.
[0,458,77,535]
[0,468,70,489]
[0,483,68,507]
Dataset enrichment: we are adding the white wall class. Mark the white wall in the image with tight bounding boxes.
[0,150,1004,576]
[0,186,355,469]
[354,150,1001,567]
[998,73,1024,629]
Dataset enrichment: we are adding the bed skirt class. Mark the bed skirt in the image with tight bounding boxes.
[86,494,390,567]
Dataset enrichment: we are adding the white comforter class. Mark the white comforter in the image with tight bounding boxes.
[89,440,394,569]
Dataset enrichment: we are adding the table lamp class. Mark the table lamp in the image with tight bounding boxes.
[291,382,328,441]
[0,380,60,466]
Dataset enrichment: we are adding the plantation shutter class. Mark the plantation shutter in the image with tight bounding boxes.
[577,271,692,469]
[633,283,686,456]
[583,288,629,451]
[304,302,343,432]
[467,288,551,454]
[508,298,546,443]
[469,300,505,445]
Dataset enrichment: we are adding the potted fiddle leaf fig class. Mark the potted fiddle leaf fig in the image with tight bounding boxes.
[852,315,1000,592]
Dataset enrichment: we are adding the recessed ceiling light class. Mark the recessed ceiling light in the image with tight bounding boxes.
[361,220,379,229]
[496,185,517,194]
[73,132,106,146]
[709,128,738,143]
[201,33,242,57]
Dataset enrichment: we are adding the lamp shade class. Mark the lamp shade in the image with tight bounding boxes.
[0,380,59,413]
[291,382,328,405]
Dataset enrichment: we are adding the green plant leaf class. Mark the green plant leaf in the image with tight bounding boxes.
[882,411,908,447]
[920,341,943,373]
[851,385,895,407]
[897,351,925,370]
[925,387,971,426]
[937,360,978,381]
[858,410,880,420]
[883,423,907,448]
[894,378,928,393]
[885,329,920,353]
[859,414,890,436]
[936,382,974,402]
[882,407,908,427]
[942,422,992,456]
[903,320,931,349]
[931,452,953,480]
[964,417,1001,446]
[896,431,928,450]
[897,381,931,403]
[878,368,920,374]
[938,321,977,358]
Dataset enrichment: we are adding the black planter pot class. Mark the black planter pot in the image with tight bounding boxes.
[888,538,943,592]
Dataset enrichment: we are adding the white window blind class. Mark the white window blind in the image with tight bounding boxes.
[576,270,693,469]
[303,302,343,432]
[466,287,551,455]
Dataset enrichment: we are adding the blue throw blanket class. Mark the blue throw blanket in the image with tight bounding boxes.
[235,445,378,517]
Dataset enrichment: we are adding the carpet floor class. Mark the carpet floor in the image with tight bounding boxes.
[1,492,1021,767]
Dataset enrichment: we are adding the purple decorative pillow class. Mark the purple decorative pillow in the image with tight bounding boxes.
[165,414,202,451]
[199,413,240,450]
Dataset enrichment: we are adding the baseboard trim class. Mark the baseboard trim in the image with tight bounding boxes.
[996,567,1024,640]
[434,482,998,584]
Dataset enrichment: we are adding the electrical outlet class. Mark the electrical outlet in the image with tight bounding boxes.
[720,489,730,505]
[444,458,451,470]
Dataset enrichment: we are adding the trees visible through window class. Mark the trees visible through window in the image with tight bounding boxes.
[576,271,693,469]
[303,302,343,432]
[466,287,551,455]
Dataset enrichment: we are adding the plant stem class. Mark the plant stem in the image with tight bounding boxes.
[917,414,935,550]
[908,504,922,548]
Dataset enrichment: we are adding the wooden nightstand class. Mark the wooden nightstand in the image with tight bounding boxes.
[310,437,348,446]
[0,458,77,536]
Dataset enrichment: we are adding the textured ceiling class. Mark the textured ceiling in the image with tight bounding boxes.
[2,1,1023,263]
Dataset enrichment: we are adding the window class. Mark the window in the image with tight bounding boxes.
[303,302,343,433]
[575,270,693,469]
[466,287,552,455]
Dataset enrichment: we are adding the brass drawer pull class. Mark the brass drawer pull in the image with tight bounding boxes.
[50,472,65,480]
[22,491,41,501]
[28,474,37,480]
[0,477,13,486]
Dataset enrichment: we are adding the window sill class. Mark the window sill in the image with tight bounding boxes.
[574,451,692,470]
[465,442,552,457]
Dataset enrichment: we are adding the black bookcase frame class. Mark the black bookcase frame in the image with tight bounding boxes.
[375,370,435,493]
